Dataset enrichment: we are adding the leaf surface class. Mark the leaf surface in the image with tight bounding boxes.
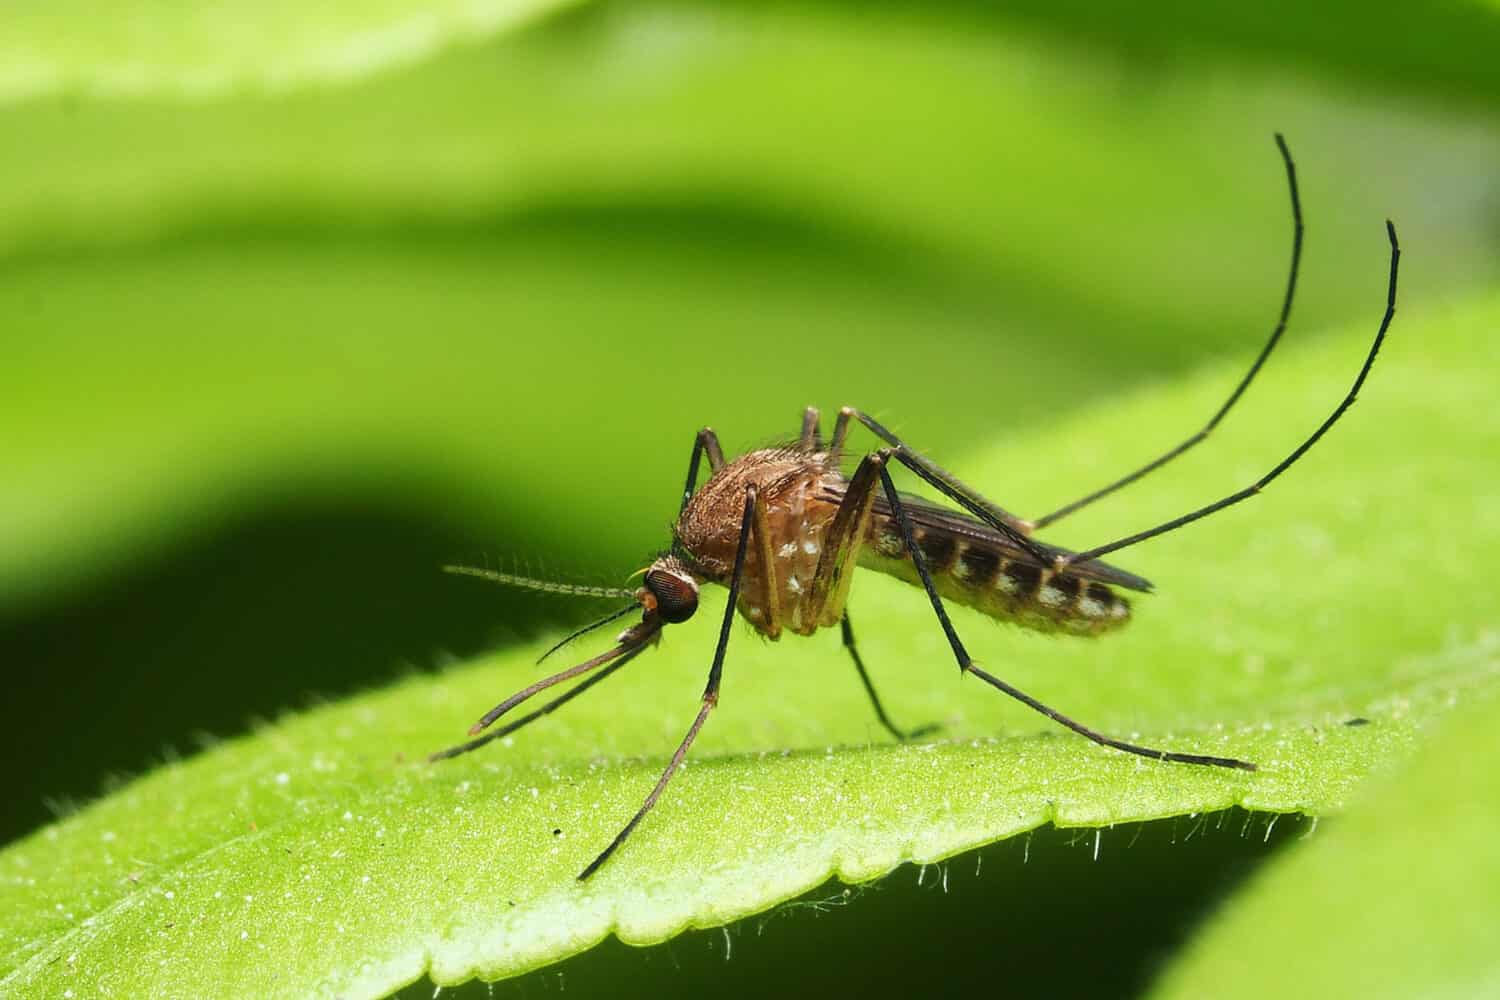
[1150,692,1500,999]
[4,294,1497,998]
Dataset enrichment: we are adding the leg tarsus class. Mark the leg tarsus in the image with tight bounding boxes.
[841,613,940,742]
[1058,220,1399,571]
[1031,134,1305,532]
[964,663,1255,770]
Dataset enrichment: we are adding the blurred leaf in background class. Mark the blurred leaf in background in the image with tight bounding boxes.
[1,1,1498,997]
[1152,694,1500,999]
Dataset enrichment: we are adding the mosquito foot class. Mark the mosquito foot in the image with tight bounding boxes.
[896,721,942,742]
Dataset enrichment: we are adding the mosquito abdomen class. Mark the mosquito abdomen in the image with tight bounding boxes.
[860,515,1131,635]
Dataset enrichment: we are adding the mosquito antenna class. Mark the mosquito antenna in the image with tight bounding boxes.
[466,622,661,736]
[442,564,636,601]
[536,602,641,665]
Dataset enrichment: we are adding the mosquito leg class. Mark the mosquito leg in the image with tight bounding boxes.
[578,484,758,880]
[1056,221,1399,573]
[1031,135,1305,531]
[807,449,882,627]
[749,489,783,639]
[799,407,823,452]
[838,408,1047,564]
[803,451,937,738]
[876,457,1255,771]
[429,642,649,762]
[828,407,853,466]
[680,427,727,514]
[841,612,939,742]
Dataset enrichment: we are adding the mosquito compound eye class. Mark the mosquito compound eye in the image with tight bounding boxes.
[645,569,698,624]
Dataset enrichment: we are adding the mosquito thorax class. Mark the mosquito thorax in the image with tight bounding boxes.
[643,559,700,623]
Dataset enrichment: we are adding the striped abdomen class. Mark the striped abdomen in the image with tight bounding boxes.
[859,513,1131,636]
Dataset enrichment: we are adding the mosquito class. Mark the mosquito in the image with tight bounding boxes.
[432,135,1401,880]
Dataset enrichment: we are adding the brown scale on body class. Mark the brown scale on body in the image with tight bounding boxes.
[432,134,1402,882]
[675,446,1133,640]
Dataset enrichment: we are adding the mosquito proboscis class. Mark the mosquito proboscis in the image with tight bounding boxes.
[432,134,1401,880]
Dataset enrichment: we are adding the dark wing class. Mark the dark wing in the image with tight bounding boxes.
[869,490,1154,593]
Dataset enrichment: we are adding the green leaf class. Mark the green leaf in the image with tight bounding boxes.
[1149,693,1500,999]
[4,291,1497,998]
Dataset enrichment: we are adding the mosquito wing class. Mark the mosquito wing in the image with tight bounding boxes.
[838,485,1154,593]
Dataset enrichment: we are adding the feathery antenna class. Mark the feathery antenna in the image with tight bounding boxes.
[442,564,636,601]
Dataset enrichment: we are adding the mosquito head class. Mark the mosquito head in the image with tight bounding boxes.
[640,556,700,624]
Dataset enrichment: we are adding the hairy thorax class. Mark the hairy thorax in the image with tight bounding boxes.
[674,447,846,637]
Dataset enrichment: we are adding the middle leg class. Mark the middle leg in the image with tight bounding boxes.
[808,450,936,740]
[841,611,939,742]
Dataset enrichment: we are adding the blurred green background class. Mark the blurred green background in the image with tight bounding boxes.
[3,1,1499,996]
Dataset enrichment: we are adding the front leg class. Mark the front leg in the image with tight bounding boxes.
[679,427,726,514]
[578,484,759,880]
[798,406,822,452]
